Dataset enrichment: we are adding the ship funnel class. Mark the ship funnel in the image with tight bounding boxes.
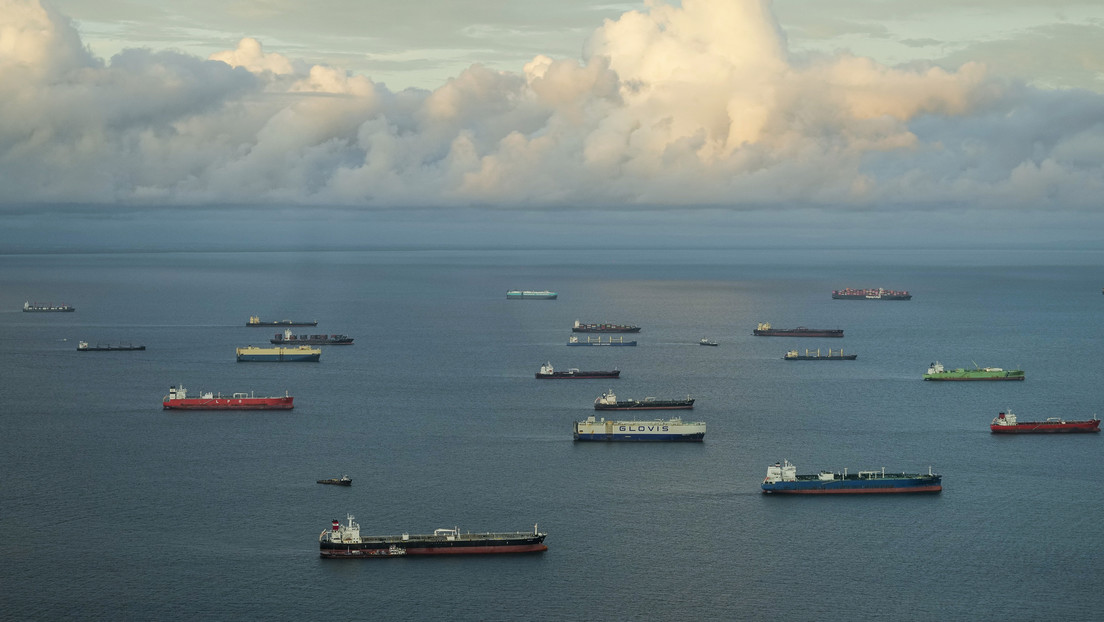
[332,519,340,531]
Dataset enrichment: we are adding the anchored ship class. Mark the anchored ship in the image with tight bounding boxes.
[319,514,548,558]
[270,329,353,345]
[990,411,1100,434]
[246,316,317,327]
[162,385,293,410]
[236,345,321,362]
[23,301,74,312]
[594,390,694,410]
[923,362,1024,381]
[753,323,843,338]
[317,475,352,486]
[572,320,641,333]
[784,349,856,360]
[568,335,637,346]
[699,338,718,346]
[77,341,145,351]
[535,362,620,379]
[506,290,557,300]
[761,460,942,494]
[573,414,705,441]
[832,288,912,300]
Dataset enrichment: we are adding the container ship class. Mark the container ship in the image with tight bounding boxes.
[246,316,317,327]
[753,323,843,338]
[319,514,548,558]
[236,345,321,362]
[506,290,557,300]
[23,301,74,312]
[573,414,705,441]
[77,341,145,351]
[761,460,942,494]
[923,362,1024,381]
[162,385,293,410]
[568,336,637,346]
[594,390,693,410]
[270,329,353,345]
[832,288,912,300]
[535,362,620,379]
[783,349,856,360]
[572,320,641,333]
[990,411,1100,434]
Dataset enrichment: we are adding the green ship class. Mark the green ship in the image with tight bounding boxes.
[922,362,1024,381]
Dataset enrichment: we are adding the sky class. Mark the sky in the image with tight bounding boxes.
[1,0,1103,219]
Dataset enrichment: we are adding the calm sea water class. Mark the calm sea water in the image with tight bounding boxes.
[2,248,1103,621]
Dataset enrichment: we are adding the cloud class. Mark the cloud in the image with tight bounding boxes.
[0,0,1102,210]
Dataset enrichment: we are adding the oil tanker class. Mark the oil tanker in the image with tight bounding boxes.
[923,362,1024,381]
[593,390,693,410]
[783,349,856,360]
[270,329,353,345]
[535,362,620,379]
[24,301,74,312]
[236,345,321,362]
[319,514,547,558]
[77,341,145,351]
[506,290,557,300]
[990,411,1100,433]
[162,385,293,410]
[753,323,843,337]
[568,336,637,346]
[761,460,942,494]
[246,316,317,327]
[832,288,912,300]
[573,415,705,441]
[572,320,641,333]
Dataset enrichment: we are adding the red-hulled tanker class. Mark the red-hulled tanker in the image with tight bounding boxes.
[162,385,293,410]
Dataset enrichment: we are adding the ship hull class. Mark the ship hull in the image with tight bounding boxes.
[762,481,942,494]
[237,353,320,362]
[247,321,317,326]
[536,371,620,379]
[506,291,556,299]
[572,326,641,333]
[832,294,912,300]
[754,329,843,337]
[78,345,146,351]
[163,397,294,410]
[574,419,705,441]
[991,421,1100,433]
[320,537,547,558]
[573,432,704,442]
[784,355,856,360]
[24,307,75,312]
[594,403,694,410]
[567,341,637,346]
[924,374,1023,381]
[271,338,353,345]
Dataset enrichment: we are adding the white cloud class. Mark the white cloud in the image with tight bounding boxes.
[0,0,1102,210]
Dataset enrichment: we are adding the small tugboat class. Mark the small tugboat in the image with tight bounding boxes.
[23,301,75,312]
[319,514,548,557]
[270,329,353,345]
[923,362,1024,381]
[572,320,641,333]
[317,475,353,486]
[990,411,1100,434]
[594,390,694,410]
[753,323,843,337]
[783,349,856,360]
[246,316,317,327]
[699,338,718,346]
[77,341,146,351]
[567,335,637,346]
[761,460,942,494]
[535,362,620,379]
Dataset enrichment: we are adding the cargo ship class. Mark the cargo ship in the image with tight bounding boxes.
[535,362,620,379]
[753,323,843,338]
[162,385,293,410]
[506,290,557,300]
[319,514,548,558]
[572,320,641,333]
[761,460,942,494]
[23,301,74,312]
[699,338,718,346]
[77,341,145,351]
[317,475,352,486]
[246,316,317,327]
[990,411,1100,434]
[573,414,706,441]
[235,345,321,362]
[270,329,353,345]
[568,335,637,346]
[923,362,1024,381]
[784,349,856,360]
[594,390,694,410]
[832,288,912,300]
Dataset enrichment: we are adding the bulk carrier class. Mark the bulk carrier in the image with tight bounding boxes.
[573,415,705,441]
[761,460,942,494]
[753,323,843,338]
[319,514,547,558]
[162,385,293,410]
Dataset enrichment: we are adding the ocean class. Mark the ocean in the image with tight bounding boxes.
[2,247,1103,621]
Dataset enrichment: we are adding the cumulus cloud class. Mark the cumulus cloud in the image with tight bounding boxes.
[0,0,1102,209]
